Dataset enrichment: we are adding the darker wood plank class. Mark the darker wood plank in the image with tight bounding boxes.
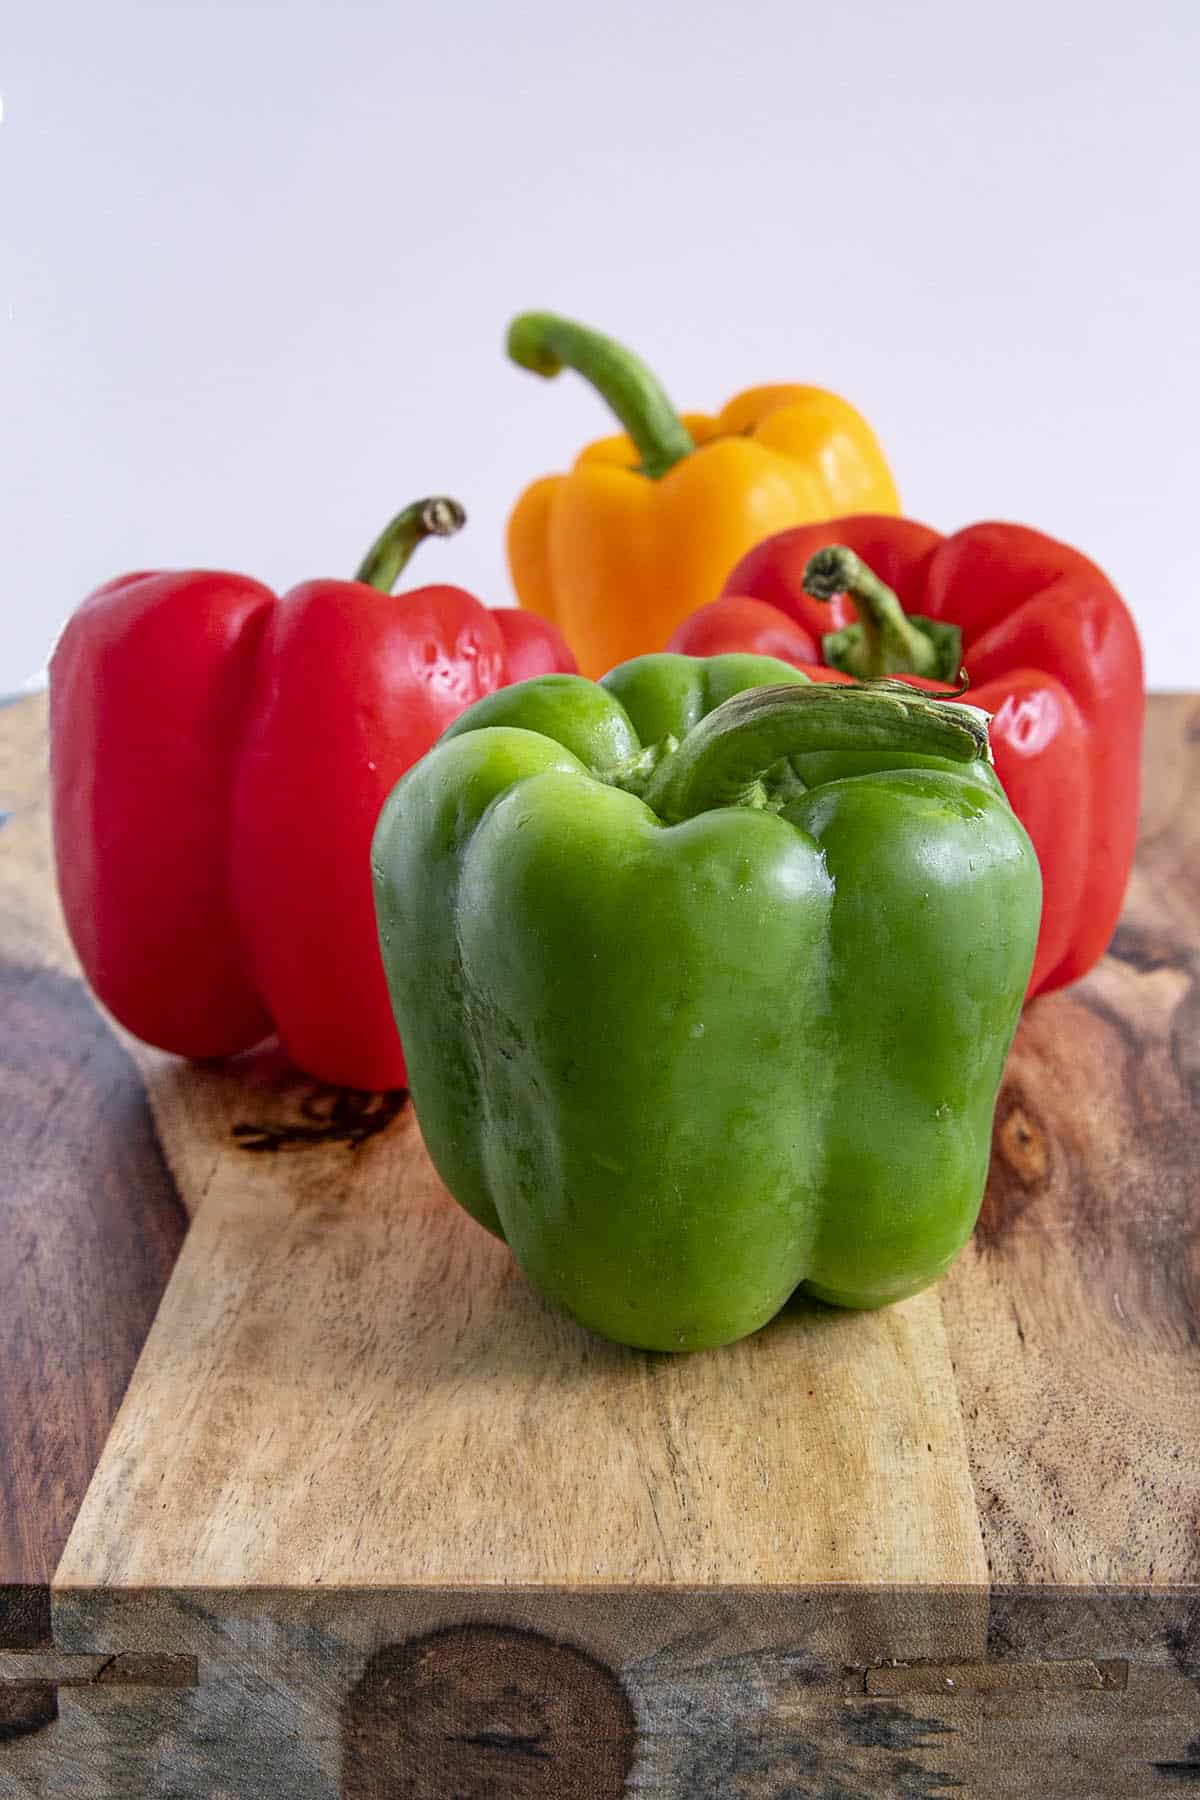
[945,694,1200,1587]
[16,1585,1200,1798]
[0,948,187,1641]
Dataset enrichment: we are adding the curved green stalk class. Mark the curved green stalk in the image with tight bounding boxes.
[804,545,963,683]
[507,311,695,479]
[644,680,991,823]
[355,497,466,593]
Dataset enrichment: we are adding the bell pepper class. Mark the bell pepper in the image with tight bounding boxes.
[371,655,1041,1351]
[49,498,576,1090]
[669,592,846,680]
[505,311,900,678]
[678,517,1144,999]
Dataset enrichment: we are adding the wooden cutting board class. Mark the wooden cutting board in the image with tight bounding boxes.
[2,691,1198,1799]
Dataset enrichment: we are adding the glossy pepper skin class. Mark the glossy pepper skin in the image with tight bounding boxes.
[505,312,899,679]
[685,516,1144,998]
[372,655,1040,1352]
[50,499,576,1089]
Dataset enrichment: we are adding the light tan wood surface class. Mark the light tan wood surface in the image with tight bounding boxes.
[59,1049,988,1598]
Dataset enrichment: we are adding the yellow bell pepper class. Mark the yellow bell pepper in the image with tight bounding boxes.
[506,312,901,678]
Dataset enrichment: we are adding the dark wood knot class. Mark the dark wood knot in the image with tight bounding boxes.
[231,1086,406,1152]
[995,1100,1050,1188]
[340,1623,636,1799]
[976,1087,1053,1252]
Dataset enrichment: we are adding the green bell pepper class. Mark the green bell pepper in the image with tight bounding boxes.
[371,654,1041,1352]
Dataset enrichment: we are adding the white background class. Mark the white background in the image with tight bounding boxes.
[4,0,1198,690]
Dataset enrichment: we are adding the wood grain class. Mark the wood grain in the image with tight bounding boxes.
[943,693,1200,1587]
[0,699,186,1652]
[5,1586,1199,1797]
[56,1055,988,1598]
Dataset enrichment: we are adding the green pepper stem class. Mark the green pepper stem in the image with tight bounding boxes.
[804,545,962,683]
[507,312,696,480]
[644,680,991,823]
[354,497,466,593]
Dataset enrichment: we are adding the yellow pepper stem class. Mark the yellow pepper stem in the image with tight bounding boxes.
[804,545,963,684]
[507,311,696,479]
[354,497,466,594]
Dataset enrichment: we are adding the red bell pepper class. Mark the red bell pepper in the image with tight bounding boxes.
[669,515,1143,999]
[50,498,576,1089]
[668,593,849,683]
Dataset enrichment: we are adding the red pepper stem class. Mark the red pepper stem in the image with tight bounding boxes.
[643,681,992,823]
[507,312,696,480]
[354,497,466,593]
[804,545,962,683]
